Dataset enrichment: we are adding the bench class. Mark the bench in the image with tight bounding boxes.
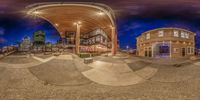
[84,58,93,64]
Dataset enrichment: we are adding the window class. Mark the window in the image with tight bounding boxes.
[146,33,150,39]
[140,38,144,43]
[191,47,194,54]
[181,31,186,38]
[173,48,179,53]
[185,33,189,39]
[101,36,104,42]
[173,30,179,37]
[96,36,100,42]
[145,48,148,57]
[187,47,191,54]
[148,47,152,57]
[158,30,164,37]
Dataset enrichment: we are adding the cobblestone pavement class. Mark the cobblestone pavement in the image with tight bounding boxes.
[0,53,200,100]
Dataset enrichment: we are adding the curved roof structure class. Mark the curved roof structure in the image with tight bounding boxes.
[26,2,116,38]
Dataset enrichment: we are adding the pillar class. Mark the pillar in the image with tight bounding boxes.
[111,27,117,56]
[62,38,65,45]
[152,44,154,57]
[75,24,81,54]
[170,41,172,58]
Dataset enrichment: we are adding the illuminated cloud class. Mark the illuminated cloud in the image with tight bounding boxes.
[0,38,6,43]
[0,28,5,35]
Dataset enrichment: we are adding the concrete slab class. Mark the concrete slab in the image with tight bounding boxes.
[32,56,55,62]
[124,59,137,63]
[82,61,150,86]
[0,62,43,68]
[29,60,91,86]
[55,55,73,60]
[112,56,129,59]
[134,67,158,80]
[194,62,200,66]
[73,59,93,72]
[111,63,133,73]
[87,61,112,69]
[0,54,3,58]
[150,65,199,82]
[82,66,144,86]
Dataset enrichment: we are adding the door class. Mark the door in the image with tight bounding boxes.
[145,48,148,57]
[148,47,152,57]
[182,48,186,57]
[159,45,170,57]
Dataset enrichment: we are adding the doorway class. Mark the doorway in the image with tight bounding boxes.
[154,42,170,58]
[182,48,186,57]
[148,47,152,57]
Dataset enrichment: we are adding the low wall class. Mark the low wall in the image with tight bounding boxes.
[0,54,3,59]
[0,50,16,59]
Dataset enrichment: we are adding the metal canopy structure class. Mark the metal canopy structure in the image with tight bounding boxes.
[26,2,117,55]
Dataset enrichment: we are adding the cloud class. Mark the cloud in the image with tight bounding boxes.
[0,28,5,35]
[0,38,6,43]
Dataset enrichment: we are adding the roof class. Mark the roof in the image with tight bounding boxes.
[26,2,116,38]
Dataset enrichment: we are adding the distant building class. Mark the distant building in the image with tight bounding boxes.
[19,36,32,52]
[33,30,45,48]
[1,46,8,53]
[137,28,195,58]
[65,32,75,47]
[80,28,111,53]
[63,29,111,53]
[198,49,200,55]
[45,42,52,52]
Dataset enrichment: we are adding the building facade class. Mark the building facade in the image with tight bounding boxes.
[80,28,111,53]
[137,28,195,58]
[198,49,200,56]
[32,30,46,52]
[63,28,111,53]
[19,36,32,52]
[33,30,45,48]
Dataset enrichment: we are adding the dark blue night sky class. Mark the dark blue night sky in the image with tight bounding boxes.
[0,16,60,47]
[0,0,200,49]
[1,15,200,49]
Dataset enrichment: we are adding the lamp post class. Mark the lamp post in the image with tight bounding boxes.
[126,45,129,53]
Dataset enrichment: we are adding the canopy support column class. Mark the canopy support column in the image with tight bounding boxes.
[111,27,117,56]
[76,24,81,54]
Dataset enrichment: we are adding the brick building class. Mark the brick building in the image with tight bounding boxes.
[137,28,195,58]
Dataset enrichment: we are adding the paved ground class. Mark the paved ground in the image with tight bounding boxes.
[0,52,200,100]
[0,53,38,64]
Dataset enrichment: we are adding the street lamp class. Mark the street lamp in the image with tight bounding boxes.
[73,21,82,26]
[97,11,104,16]
[55,23,59,27]
[126,45,129,52]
